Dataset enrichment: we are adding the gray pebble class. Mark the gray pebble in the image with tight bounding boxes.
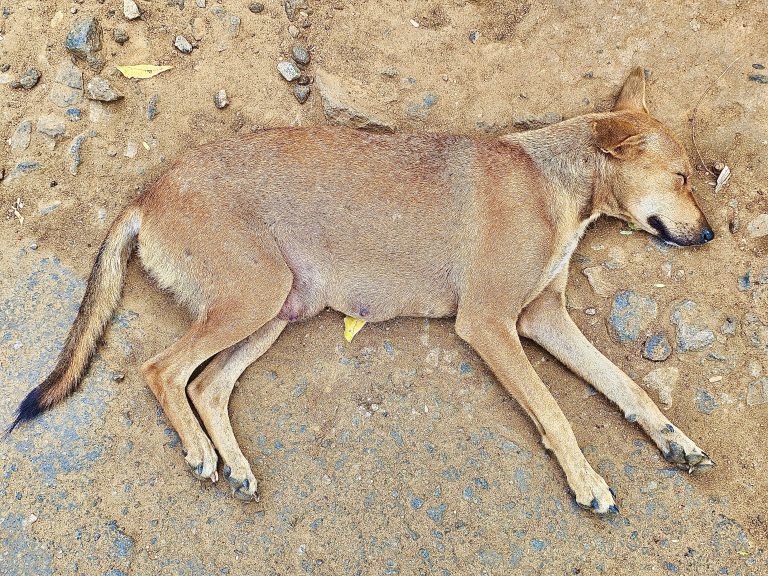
[608,290,657,343]
[249,3,265,13]
[292,46,310,66]
[670,300,715,352]
[123,0,141,20]
[66,17,103,61]
[297,75,311,85]
[37,115,66,139]
[0,64,9,73]
[174,35,194,54]
[277,61,300,81]
[12,161,41,177]
[147,95,159,120]
[214,89,229,109]
[642,333,672,362]
[293,84,310,104]
[288,25,300,38]
[39,201,62,216]
[10,68,41,90]
[195,0,206,7]
[86,76,123,102]
[68,133,88,176]
[114,27,129,44]
[8,119,32,150]
[468,30,480,43]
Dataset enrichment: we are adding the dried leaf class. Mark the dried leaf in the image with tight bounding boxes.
[344,316,366,342]
[714,165,731,193]
[116,64,173,79]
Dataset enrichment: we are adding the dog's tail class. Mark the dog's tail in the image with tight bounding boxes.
[8,207,142,432]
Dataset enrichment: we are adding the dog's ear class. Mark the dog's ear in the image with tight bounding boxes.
[613,67,648,113]
[592,117,646,160]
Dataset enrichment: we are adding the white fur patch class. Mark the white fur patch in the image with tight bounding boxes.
[542,214,599,284]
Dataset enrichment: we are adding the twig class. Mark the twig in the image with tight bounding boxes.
[691,55,743,176]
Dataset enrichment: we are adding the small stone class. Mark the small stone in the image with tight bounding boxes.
[124,141,138,158]
[607,290,657,343]
[86,54,105,72]
[112,372,126,382]
[721,317,737,336]
[228,15,241,35]
[582,266,613,297]
[381,67,399,78]
[643,333,672,362]
[584,308,596,316]
[642,367,679,408]
[670,300,716,352]
[1,64,10,73]
[748,74,768,84]
[174,35,193,54]
[747,214,768,238]
[213,89,229,109]
[694,389,718,415]
[49,60,84,108]
[147,95,159,120]
[196,0,206,7]
[468,30,480,43]
[10,68,41,90]
[86,76,123,102]
[39,200,62,216]
[315,68,396,133]
[11,161,41,178]
[288,25,300,38]
[65,107,82,122]
[297,75,311,86]
[249,2,265,13]
[278,61,301,81]
[8,119,32,150]
[123,0,141,20]
[292,46,310,66]
[37,115,66,139]
[293,84,310,104]
[66,17,103,61]
[747,377,768,406]
[114,27,129,44]
[68,133,87,175]
[284,0,306,21]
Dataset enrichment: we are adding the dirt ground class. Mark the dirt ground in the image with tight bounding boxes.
[1,1,767,575]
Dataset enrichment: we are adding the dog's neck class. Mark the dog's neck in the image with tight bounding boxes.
[501,114,616,225]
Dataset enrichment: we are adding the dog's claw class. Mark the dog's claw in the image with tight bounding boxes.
[591,498,599,510]
[609,486,617,498]
[608,504,619,514]
[223,464,232,478]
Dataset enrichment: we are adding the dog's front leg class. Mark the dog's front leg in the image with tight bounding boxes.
[518,285,714,473]
[455,314,617,514]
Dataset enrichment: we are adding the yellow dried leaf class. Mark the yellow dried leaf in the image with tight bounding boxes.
[116,65,173,79]
[344,316,366,342]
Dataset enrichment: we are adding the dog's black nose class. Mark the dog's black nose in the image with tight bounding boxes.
[700,228,714,243]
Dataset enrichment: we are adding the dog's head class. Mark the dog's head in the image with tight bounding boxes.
[593,68,714,246]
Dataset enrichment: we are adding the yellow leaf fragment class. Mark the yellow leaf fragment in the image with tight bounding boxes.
[344,316,366,342]
[116,65,173,79]
[142,141,150,150]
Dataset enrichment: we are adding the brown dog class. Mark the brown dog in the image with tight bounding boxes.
[10,67,714,514]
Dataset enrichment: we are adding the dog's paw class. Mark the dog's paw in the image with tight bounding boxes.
[183,435,219,482]
[658,426,715,473]
[572,466,618,515]
[223,462,259,502]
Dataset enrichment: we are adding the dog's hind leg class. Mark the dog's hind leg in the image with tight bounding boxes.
[518,278,714,474]
[187,318,287,501]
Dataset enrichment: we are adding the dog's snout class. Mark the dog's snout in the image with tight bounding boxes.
[700,227,714,244]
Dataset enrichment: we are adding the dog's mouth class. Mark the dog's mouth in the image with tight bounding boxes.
[647,215,714,246]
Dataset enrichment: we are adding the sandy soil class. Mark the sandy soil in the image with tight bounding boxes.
[1,1,767,575]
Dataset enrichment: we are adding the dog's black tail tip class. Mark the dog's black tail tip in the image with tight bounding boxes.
[6,386,44,435]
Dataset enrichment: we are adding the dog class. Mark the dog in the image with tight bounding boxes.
[9,67,715,514]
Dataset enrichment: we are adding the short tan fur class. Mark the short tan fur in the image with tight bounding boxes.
[11,68,714,513]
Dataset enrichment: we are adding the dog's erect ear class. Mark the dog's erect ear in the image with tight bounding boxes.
[613,67,648,113]
[592,117,646,160]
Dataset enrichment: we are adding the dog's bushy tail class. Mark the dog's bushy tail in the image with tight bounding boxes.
[8,207,142,432]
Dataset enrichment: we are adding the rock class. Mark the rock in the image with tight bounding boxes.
[314,68,396,133]
[743,313,768,354]
[603,247,627,270]
[694,389,718,415]
[249,2,265,13]
[125,141,138,159]
[293,84,310,104]
[174,35,193,54]
[8,119,32,150]
[213,89,229,109]
[747,214,768,238]
[228,15,241,35]
[721,316,737,336]
[86,54,105,72]
[277,61,300,81]
[643,333,672,362]
[147,95,159,120]
[748,74,768,84]
[38,201,62,216]
[196,0,206,7]
[288,25,300,38]
[86,76,123,102]
[11,160,41,178]
[468,30,480,43]
[66,17,103,61]
[284,0,307,21]
[607,290,657,343]
[512,112,563,130]
[114,27,129,44]
[670,300,716,352]
[292,46,310,66]
[123,0,141,20]
[582,266,613,297]
[64,107,81,122]
[68,133,87,175]
[37,115,66,139]
[747,377,768,406]
[642,367,679,408]
[10,68,41,90]
[49,60,84,107]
